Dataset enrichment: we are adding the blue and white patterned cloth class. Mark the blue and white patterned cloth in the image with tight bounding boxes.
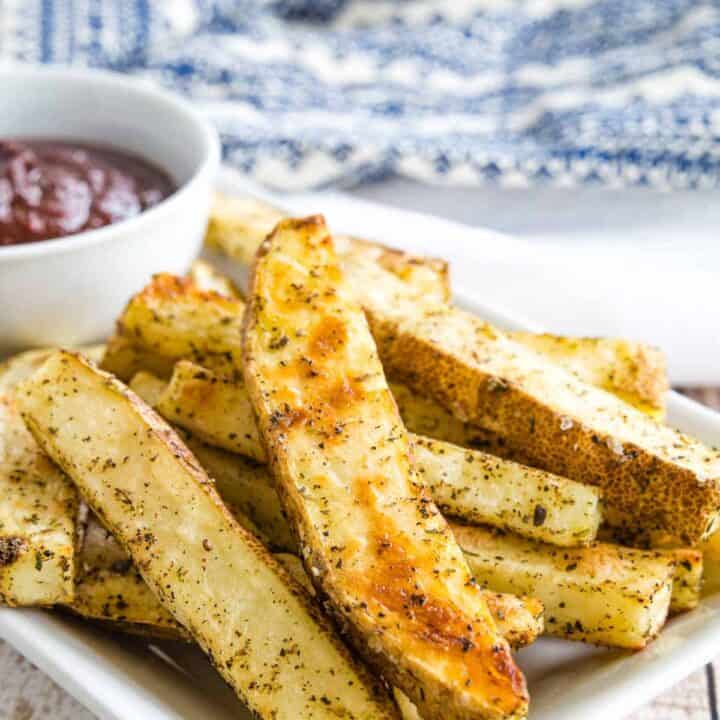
[3,0,720,190]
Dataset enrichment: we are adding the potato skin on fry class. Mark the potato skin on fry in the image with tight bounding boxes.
[344,255,720,547]
[18,351,399,720]
[243,216,528,720]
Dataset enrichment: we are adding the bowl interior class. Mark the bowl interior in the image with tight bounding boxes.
[0,69,209,188]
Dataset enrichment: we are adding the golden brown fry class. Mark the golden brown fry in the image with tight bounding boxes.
[156,361,266,462]
[115,273,245,373]
[244,216,528,720]
[19,351,399,720]
[453,523,674,649]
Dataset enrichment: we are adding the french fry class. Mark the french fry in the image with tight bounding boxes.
[205,193,285,264]
[342,253,720,546]
[156,362,266,462]
[0,345,108,607]
[701,530,720,596]
[507,333,667,420]
[0,394,77,606]
[452,524,675,649]
[666,548,703,614]
[113,273,244,376]
[18,351,398,720]
[243,216,528,720]
[412,435,601,547]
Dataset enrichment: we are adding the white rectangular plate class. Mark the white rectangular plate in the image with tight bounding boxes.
[1,176,719,720]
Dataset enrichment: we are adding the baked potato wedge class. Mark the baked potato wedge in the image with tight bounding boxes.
[18,351,398,720]
[156,362,266,462]
[412,435,601,547]
[205,193,285,264]
[702,530,720,596]
[0,345,107,606]
[453,524,675,649]
[112,273,244,377]
[343,253,720,546]
[507,333,667,419]
[243,216,528,720]
[666,547,703,614]
[0,394,77,606]
[206,192,451,303]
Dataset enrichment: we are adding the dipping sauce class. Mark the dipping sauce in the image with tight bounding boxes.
[0,140,175,246]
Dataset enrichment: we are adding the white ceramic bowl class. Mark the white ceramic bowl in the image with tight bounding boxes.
[0,67,220,355]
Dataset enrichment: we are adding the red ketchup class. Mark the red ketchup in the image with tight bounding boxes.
[0,140,175,246]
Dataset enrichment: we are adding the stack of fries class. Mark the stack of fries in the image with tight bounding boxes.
[1,193,718,720]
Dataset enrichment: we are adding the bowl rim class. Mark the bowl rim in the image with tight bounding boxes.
[0,66,220,262]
